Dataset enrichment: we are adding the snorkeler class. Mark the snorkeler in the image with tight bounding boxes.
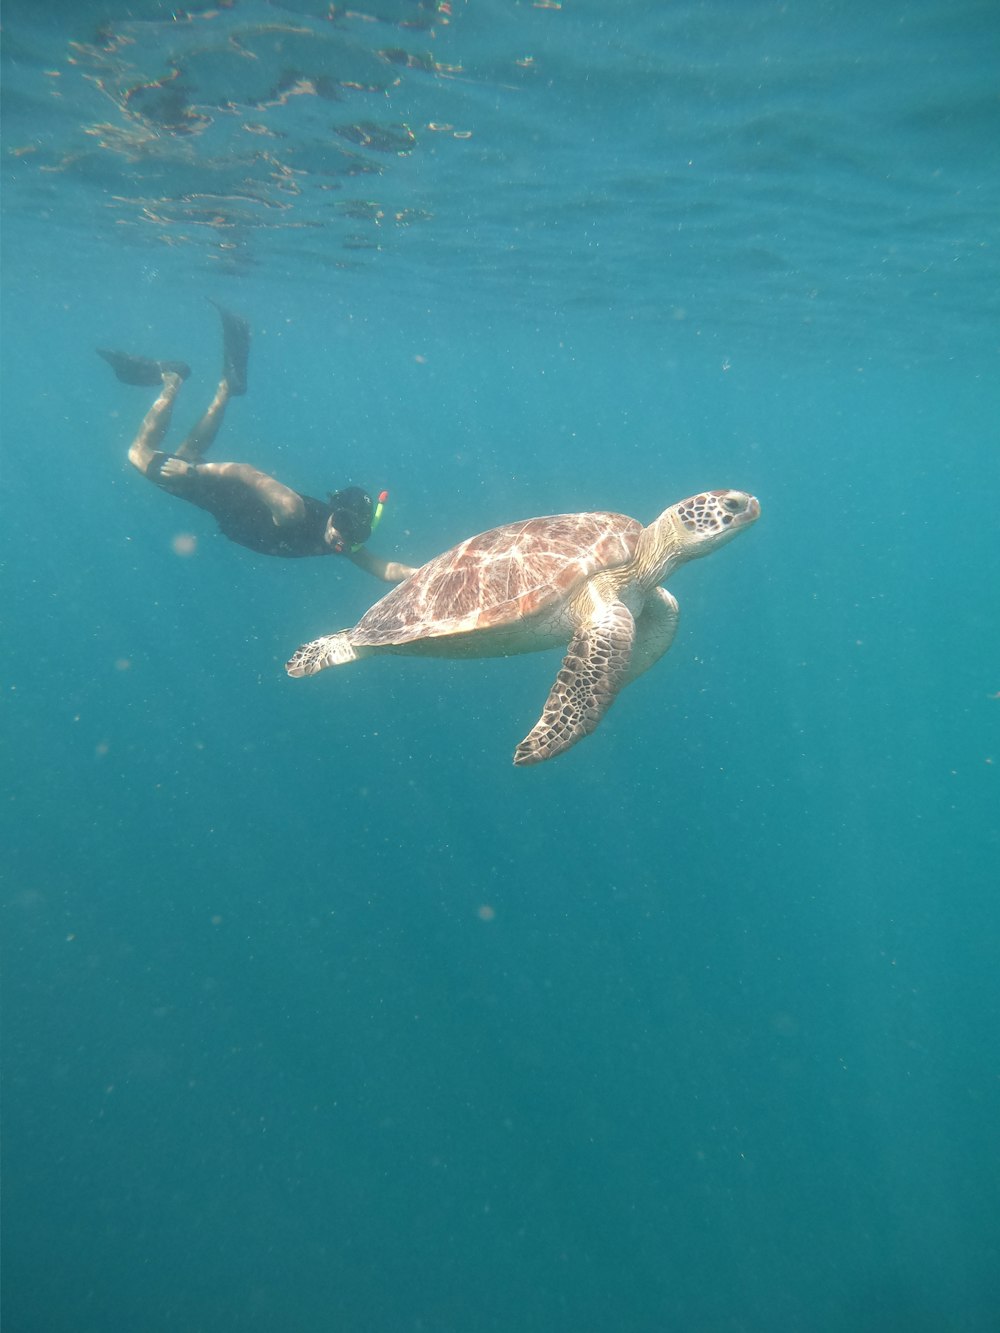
[98,302,417,582]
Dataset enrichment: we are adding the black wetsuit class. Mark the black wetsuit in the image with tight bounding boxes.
[151,453,334,558]
[214,491,333,557]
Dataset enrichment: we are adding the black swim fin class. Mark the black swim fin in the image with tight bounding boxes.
[97,348,191,386]
[209,299,250,397]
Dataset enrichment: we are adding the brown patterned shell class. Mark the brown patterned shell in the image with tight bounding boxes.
[353,512,642,646]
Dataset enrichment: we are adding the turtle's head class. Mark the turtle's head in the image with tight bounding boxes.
[670,489,760,560]
[638,489,759,584]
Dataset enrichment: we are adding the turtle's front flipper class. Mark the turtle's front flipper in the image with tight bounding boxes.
[514,600,635,766]
[623,587,679,684]
[286,632,358,677]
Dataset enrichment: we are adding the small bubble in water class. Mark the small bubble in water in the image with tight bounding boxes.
[172,533,197,556]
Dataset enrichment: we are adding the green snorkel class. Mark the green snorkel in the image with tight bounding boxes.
[351,489,387,552]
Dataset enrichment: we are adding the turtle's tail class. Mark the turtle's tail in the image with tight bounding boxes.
[285,632,359,677]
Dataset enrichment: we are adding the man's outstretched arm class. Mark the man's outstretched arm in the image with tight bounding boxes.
[348,545,418,584]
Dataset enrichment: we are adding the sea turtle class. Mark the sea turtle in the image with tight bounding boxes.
[286,489,761,766]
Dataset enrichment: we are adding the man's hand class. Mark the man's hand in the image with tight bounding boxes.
[159,457,197,480]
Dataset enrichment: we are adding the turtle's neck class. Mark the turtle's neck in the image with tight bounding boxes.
[633,507,687,587]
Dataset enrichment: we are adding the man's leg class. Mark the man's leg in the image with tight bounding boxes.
[176,379,230,462]
[176,304,250,461]
[128,372,186,478]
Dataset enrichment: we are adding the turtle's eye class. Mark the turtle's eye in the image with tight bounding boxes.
[723,496,743,513]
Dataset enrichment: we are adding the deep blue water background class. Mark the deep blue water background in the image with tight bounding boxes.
[3,2,999,1330]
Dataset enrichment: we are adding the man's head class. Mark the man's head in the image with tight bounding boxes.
[325,486,374,553]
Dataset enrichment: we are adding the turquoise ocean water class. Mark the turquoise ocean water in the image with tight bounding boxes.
[2,2,998,1329]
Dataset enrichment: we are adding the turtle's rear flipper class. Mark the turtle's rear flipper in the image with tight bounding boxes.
[286,632,360,677]
[513,600,635,766]
[97,348,191,386]
[209,299,250,396]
